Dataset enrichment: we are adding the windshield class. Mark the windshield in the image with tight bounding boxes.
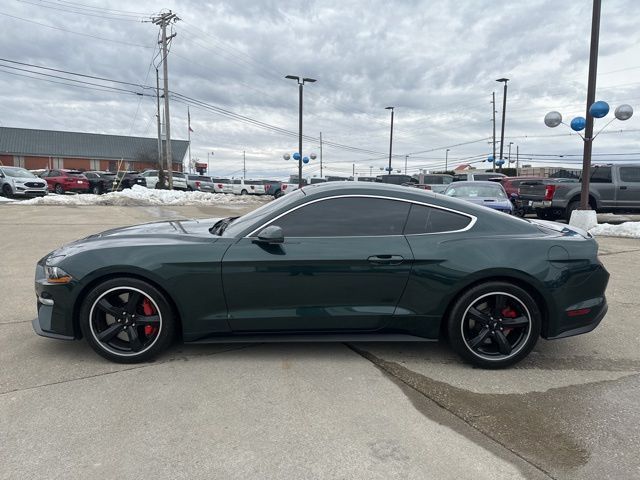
[1,167,36,178]
[445,184,506,199]
[222,189,305,237]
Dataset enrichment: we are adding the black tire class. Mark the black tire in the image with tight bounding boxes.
[1,184,13,198]
[565,201,580,222]
[241,189,248,195]
[447,281,541,369]
[274,190,283,199]
[187,186,194,192]
[54,184,64,195]
[79,277,176,363]
[92,185,102,195]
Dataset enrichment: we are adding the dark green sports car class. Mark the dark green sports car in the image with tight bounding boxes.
[33,182,609,368]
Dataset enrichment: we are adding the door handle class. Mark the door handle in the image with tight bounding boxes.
[620,186,628,190]
[368,255,404,265]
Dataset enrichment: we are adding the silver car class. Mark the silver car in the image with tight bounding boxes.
[187,174,215,192]
[0,166,48,197]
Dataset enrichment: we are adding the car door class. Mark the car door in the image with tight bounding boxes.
[616,166,640,210]
[589,166,615,208]
[221,196,414,332]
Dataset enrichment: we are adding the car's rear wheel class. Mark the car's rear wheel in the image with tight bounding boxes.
[92,185,102,195]
[54,184,64,194]
[241,189,248,195]
[79,278,176,363]
[447,282,541,368]
[1,184,13,197]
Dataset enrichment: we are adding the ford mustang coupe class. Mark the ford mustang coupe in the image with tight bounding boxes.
[33,182,609,368]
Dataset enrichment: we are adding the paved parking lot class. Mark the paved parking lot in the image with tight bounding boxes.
[2,204,640,479]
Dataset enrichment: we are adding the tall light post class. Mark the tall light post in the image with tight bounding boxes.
[206,151,214,174]
[285,75,316,188]
[508,142,514,165]
[385,106,395,175]
[496,78,509,172]
[445,148,450,172]
[404,155,409,174]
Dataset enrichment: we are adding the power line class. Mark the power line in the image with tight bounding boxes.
[0,10,153,48]
[15,0,147,21]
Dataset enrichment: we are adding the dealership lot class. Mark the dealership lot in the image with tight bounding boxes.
[2,205,640,479]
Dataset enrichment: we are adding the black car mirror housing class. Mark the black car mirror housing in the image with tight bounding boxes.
[254,225,284,244]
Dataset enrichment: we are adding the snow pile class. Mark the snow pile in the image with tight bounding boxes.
[0,196,14,203]
[589,222,640,239]
[18,185,272,207]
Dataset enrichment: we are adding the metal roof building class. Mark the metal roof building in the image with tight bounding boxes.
[0,126,188,172]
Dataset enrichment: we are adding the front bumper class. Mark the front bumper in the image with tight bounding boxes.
[33,262,79,340]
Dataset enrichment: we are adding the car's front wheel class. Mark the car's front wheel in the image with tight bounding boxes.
[92,185,102,195]
[79,278,176,363]
[447,282,541,368]
[1,184,13,198]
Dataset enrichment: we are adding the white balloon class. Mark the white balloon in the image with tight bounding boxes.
[283,153,291,160]
[310,152,317,160]
[544,111,562,128]
[615,104,633,121]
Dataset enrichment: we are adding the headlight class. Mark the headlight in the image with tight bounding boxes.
[44,265,72,284]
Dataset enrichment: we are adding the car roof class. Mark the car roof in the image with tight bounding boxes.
[446,180,504,187]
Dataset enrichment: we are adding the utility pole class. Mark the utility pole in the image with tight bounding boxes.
[385,106,395,175]
[496,78,509,172]
[369,166,373,176]
[404,155,408,175]
[516,145,519,176]
[319,131,323,178]
[491,91,496,173]
[155,67,165,188]
[445,149,450,172]
[352,163,355,177]
[153,10,179,188]
[580,0,602,210]
[243,150,246,179]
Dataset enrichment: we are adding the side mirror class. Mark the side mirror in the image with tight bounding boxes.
[254,225,284,244]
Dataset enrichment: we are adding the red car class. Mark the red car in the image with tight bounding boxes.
[41,169,90,194]
[498,176,545,197]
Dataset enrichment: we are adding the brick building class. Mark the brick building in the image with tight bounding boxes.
[0,127,188,172]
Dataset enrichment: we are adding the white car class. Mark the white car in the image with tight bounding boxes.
[210,177,233,194]
[140,170,188,190]
[0,166,48,198]
[231,179,266,195]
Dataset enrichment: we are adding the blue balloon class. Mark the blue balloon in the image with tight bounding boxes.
[487,155,495,162]
[302,156,309,164]
[589,101,609,119]
[292,152,301,160]
[570,116,586,132]
[496,159,505,166]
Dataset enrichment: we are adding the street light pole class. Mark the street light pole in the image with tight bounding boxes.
[286,75,316,188]
[491,91,496,173]
[496,78,509,172]
[508,142,513,164]
[385,106,394,175]
[404,155,408,174]
[445,149,450,172]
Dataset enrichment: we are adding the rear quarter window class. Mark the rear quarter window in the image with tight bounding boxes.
[404,204,472,234]
[620,167,640,183]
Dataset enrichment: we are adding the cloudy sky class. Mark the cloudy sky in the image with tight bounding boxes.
[1,0,639,179]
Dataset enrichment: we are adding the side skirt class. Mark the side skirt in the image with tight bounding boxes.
[186,333,436,344]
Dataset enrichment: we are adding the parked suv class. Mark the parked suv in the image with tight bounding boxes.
[140,170,188,190]
[0,166,48,197]
[210,177,233,193]
[84,171,117,194]
[114,171,146,190]
[41,169,90,194]
[231,179,266,195]
[187,174,215,192]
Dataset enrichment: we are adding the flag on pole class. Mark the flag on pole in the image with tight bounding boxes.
[188,106,194,133]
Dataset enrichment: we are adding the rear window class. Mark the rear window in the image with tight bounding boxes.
[404,204,472,234]
[245,180,263,185]
[172,172,186,179]
[211,178,230,183]
[474,174,502,181]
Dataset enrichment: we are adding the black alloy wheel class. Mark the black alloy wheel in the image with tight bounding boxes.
[1,184,12,198]
[448,282,541,368]
[54,184,64,195]
[80,278,176,363]
[241,189,248,195]
[92,185,102,195]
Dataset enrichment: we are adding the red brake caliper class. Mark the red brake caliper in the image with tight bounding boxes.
[501,307,517,335]
[142,298,156,336]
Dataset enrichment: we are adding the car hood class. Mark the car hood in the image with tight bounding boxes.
[6,176,46,184]
[46,218,222,260]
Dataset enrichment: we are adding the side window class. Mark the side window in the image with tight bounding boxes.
[272,197,410,237]
[590,167,612,183]
[619,167,640,183]
[404,204,472,234]
[50,170,61,177]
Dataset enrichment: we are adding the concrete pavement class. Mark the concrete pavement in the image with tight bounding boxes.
[1,204,639,479]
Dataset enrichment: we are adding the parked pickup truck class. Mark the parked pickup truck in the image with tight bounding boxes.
[518,164,640,221]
